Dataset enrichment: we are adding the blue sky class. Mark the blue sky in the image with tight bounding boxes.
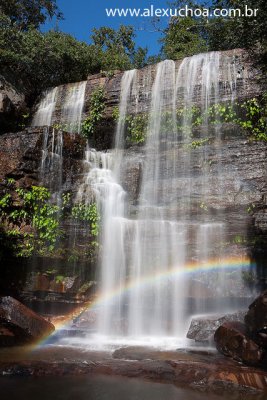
[42,0,172,55]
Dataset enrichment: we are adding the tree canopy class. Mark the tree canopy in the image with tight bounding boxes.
[0,0,62,30]
[0,2,150,96]
[160,0,267,65]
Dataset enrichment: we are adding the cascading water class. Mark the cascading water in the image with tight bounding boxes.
[32,80,87,196]
[92,51,243,342]
[60,81,87,134]
[70,71,138,338]
[32,87,58,127]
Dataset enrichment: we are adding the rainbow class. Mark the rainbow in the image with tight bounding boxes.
[33,255,255,348]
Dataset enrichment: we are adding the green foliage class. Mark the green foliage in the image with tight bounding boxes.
[0,193,11,209]
[246,203,256,214]
[161,1,207,59]
[112,96,267,146]
[71,202,100,237]
[207,98,267,142]
[186,138,209,149]
[126,114,148,144]
[132,47,149,69]
[81,87,106,139]
[178,98,267,141]
[208,0,267,57]
[160,0,267,66]
[199,201,208,211]
[55,275,64,284]
[0,186,61,257]
[239,98,267,141]
[0,16,102,94]
[0,2,154,100]
[112,106,120,121]
[91,25,147,71]
[0,186,101,259]
[233,235,246,244]
[0,0,62,30]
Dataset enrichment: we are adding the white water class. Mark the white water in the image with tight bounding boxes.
[88,52,243,341]
[32,87,58,127]
[32,81,87,134]
[60,81,86,134]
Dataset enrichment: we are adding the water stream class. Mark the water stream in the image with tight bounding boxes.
[91,52,243,341]
[31,52,247,344]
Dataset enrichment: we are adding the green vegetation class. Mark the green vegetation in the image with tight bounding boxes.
[0,0,62,31]
[0,15,101,95]
[91,25,147,71]
[0,2,152,98]
[81,87,106,139]
[111,96,267,146]
[186,138,210,149]
[0,185,100,258]
[160,1,207,59]
[160,0,267,66]
[126,114,148,145]
[0,185,61,256]
[71,202,100,237]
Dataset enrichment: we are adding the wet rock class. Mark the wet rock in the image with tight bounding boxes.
[245,290,267,348]
[77,281,97,297]
[214,321,264,366]
[187,279,215,298]
[50,280,64,293]
[254,209,267,233]
[35,274,50,291]
[187,311,246,342]
[72,308,98,329]
[1,345,267,393]
[0,296,54,346]
[0,129,42,180]
[63,276,83,294]
[0,75,27,133]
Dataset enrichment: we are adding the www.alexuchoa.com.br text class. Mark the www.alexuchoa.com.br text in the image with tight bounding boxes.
[105,5,258,18]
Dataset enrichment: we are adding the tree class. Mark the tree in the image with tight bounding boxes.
[207,0,266,48]
[161,16,207,60]
[91,25,149,71]
[0,0,62,30]
[160,0,267,68]
[160,1,208,59]
[0,16,101,94]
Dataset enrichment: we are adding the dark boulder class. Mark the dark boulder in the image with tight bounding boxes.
[214,321,264,366]
[0,75,27,134]
[245,290,267,348]
[0,296,54,346]
[187,311,246,342]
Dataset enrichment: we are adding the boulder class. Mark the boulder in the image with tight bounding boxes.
[0,75,26,114]
[72,308,98,329]
[187,311,246,342]
[0,75,27,133]
[0,296,54,346]
[35,274,50,291]
[214,321,264,366]
[245,290,267,347]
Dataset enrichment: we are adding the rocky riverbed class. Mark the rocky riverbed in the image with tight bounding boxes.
[1,343,267,396]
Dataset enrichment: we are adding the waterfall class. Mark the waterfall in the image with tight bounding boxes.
[32,81,87,134]
[92,51,242,341]
[32,87,58,127]
[32,80,87,200]
[60,81,87,134]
